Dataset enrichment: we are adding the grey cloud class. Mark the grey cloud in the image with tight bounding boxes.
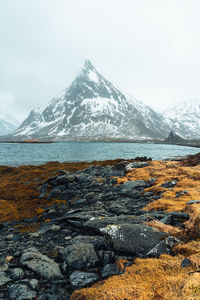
[1,0,200,124]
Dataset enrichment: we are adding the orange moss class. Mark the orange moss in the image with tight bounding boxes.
[2,157,200,299]
[117,160,200,212]
[116,258,129,273]
[0,159,137,224]
[71,255,192,300]
[14,223,40,233]
[146,220,181,236]
[44,219,51,223]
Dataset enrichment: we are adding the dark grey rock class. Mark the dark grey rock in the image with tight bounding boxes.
[60,190,76,201]
[100,224,166,256]
[29,279,39,289]
[70,271,99,289]
[101,263,119,278]
[84,215,142,231]
[10,268,24,280]
[125,161,150,170]
[20,247,63,280]
[160,212,189,226]
[63,242,99,269]
[187,200,200,205]
[181,257,193,268]
[122,180,149,189]
[8,284,36,300]
[70,235,106,250]
[147,236,180,258]
[98,250,114,266]
[0,272,11,286]
[161,180,177,188]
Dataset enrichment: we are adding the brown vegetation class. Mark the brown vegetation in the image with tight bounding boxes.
[71,157,200,299]
[2,156,200,298]
[0,159,136,223]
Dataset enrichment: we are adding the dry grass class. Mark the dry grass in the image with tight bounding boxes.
[71,157,200,300]
[71,240,200,300]
[145,220,182,236]
[2,157,200,299]
[0,159,132,223]
[71,255,192,300]
[117,160,200,212]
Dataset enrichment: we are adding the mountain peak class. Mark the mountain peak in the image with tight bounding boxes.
[83,60,95,70]
[13,60,171,139]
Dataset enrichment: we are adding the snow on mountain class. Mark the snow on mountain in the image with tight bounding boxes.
[163,99,200,139]
[13,60,171,140]
[0,119,17,136]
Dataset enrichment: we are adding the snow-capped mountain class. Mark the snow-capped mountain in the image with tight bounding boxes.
[0,119,17,136]
[163,99,200,139]
[13,60,171,140]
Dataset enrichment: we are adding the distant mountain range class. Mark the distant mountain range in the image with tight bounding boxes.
[0,119,16,136]
[6,60,200,140]
[163,99,200,139]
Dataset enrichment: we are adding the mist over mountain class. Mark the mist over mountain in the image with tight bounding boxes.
[0,119,17,136]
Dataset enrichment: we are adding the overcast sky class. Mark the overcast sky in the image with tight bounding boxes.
[1,0,200,125]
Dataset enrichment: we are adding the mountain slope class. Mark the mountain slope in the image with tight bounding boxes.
[163,99,200,139]
[0,119,16,136]
[14,60,171,140]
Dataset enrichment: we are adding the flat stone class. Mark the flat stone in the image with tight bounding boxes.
[0,272,11,286]
[70,235,106,250]
[187,200,200,205]
[20,247,63,280]
[161,180,177,188]
[8,284,36,300]
[84,215,142,231]
[122,180,149,189]
[70,271,99,289]
[125,161,150,170]
[101,263,119,278]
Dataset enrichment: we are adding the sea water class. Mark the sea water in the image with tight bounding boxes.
[0,142,199,166]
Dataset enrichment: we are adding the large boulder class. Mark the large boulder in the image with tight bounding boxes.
[8,284,36,300]
[63,242,99,269]
[100,224,166,256]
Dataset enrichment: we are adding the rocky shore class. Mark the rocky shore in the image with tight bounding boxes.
[1,155,200,299]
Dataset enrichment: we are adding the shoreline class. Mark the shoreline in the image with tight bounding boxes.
[1,154,200,299]
[0,138,200,148]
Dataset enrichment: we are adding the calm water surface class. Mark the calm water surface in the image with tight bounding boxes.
[0,142,199,166]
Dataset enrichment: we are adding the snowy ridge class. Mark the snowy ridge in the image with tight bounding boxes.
[13,60,172,140]
[0,119,17,136]
[163,99,200,139]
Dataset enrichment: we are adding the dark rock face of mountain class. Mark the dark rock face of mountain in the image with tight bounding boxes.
[164,131,186,144]
[13,60,171,140]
